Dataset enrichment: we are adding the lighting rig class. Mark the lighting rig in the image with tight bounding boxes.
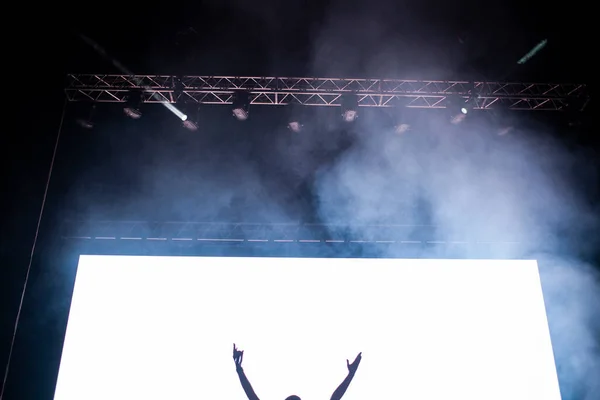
[66,74,588,130]
[62,74,589,247]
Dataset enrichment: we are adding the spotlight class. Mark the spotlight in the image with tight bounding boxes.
[124,107,142,119]
[395,123,410,134]
[77,119,94,129]
[183,119,198,131]
[287,103,304,132]
[460,98,475,115]
[341,95,359,122]
[181,105,199,131]
[232,91,250,121]
[76,104,96,129]
[233,108,248,121]
[489,105,516,136]
[123,90,143,119]
[448,96,473,124]
[391,105,414,134]
[342,109,357,122]
[288,121,302,132]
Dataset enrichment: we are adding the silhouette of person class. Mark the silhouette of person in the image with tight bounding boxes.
[233,343,362,400]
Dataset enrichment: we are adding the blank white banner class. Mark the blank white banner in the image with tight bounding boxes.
[54,256,561,400]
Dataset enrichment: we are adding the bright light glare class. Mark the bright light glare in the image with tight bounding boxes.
[461,107,468,114]
[54,256,561,400]
[77,34,189,125]
[343,110,357,122]
[233,108,249,121]
[160,101,187,121]
[288,121,301,132]
[395,123,410,134]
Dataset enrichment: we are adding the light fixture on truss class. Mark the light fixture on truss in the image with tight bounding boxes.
[232,91,250,121]
[123,90,143,119]
[341,95,359,122]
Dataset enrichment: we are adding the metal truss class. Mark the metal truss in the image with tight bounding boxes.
[65,74,588,111]
[60,220,523,246]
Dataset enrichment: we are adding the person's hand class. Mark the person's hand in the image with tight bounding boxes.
[233,343,244,369]
[347,352,362,375]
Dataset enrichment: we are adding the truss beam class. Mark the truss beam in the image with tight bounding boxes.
[65,75,587,111]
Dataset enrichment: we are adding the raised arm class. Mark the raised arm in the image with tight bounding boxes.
[233,343,260,400]
[330,352,362,400]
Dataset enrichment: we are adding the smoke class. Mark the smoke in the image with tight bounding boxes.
[297,4,600,395]
[308,1,456,79]
[298,106,599,398]
[539,255,600,400]
[66,4,599,397]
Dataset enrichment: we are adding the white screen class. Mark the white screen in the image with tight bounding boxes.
[54,256,561,400]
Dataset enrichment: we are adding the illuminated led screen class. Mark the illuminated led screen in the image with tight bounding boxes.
[54,256,561,400]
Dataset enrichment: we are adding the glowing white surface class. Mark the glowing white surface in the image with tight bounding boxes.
[54,256,561,400]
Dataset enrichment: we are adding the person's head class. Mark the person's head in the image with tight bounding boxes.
[285,396,301,400]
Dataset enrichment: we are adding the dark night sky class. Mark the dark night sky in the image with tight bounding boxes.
[0,1,596,399]
[54,1,594,80]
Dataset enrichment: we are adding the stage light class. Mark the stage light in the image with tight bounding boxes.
[448,96,473,124]
[232,91,250,121]
[287,103,304,132]
[460,97,476,115]
[497,126,513,136]
[77,119,94,129]
[341,95,359,122]
[391,104,414,134]
[489,104,516,136]
[76,119,94,129]
[124,107,142,119]
[181,105,199,131]
[76,104,96,129]
[123,90,143,119]
[395,123,410,134]
[183,119,198,131]
[233,108,248,120]
[342,109,357,122]
[76,114,94,129]
[288,121,301,132]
